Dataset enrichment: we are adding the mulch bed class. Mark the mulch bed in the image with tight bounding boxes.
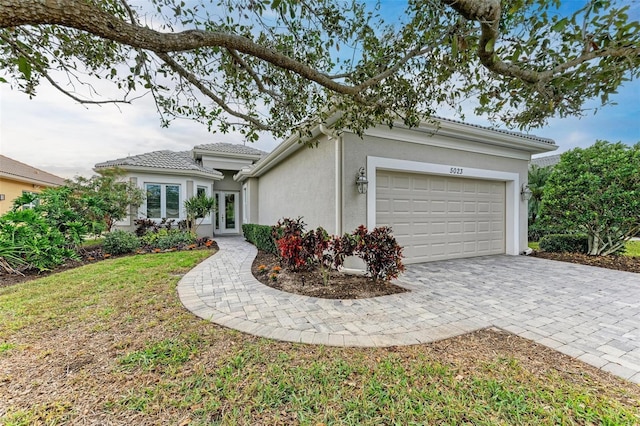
[0,241,219,288]
[251,250,408,299]
[530,251,640,273]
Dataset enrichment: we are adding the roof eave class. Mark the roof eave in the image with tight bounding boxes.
[192,148,264,161]
[0,171,65,187]
[426,119,557,154]
[234,115,342,182]
[94,165,224,180]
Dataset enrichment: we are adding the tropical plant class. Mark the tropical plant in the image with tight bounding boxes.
[184,194,216,234]
[0,208,79,272]
[351,225,405,282]
[2,1,638,141]
[540,141,640,256]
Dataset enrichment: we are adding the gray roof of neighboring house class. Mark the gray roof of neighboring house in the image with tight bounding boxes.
[94,150,222,176]
[0,155,66,186]
[194,142,268,156]
[530,154,562,168]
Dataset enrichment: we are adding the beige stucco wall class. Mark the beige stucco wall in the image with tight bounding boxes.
[340,129,530,253]
[0,178,54,215]
[257,136,337,233]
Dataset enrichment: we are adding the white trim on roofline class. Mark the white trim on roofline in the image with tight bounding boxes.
[93,165,224,180]
[234,115,556,182]
[366,156,521,256]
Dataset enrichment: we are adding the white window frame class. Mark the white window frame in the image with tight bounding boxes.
[144,183,181,219]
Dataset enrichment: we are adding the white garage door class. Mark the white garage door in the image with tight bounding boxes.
[376,171,505,264]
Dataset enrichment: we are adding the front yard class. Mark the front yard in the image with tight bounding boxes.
[1,250,639,424]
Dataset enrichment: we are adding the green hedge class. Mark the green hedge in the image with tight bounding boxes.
[539,234,589,254]
[242,224,277,254]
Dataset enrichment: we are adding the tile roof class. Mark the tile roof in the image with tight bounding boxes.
[194,142,268,156]
[530,153,562,168]
[433,116,556,146]
[0,155,66,186]
[94,150,221,176]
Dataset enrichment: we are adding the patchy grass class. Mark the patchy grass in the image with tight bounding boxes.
[1,250,639,425]
[625,240,640,257]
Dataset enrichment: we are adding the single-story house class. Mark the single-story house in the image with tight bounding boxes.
[96,116,557,264]
[94,144,267,236]
[0,155,66,215]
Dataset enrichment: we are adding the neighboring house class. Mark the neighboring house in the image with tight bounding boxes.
[94,144,266,237]
[235,116,557,264]
[530,153,561,168]
[0,155,66,215]
[96,117,557,264]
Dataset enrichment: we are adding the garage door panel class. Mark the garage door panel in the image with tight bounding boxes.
[376,171,505,263]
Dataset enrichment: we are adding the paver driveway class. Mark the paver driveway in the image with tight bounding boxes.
[178,236,640,383]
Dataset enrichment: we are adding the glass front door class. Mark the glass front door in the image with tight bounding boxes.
[215,191,239,234]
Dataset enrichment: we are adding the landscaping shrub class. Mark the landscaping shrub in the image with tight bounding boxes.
[351,225,405,282]
[242,224,277,254]
[539,234,589,254]
[140,229,195,251]
[272,217,307,271]
[134,218,185,236]
[103,230,140,255]
[266,218,405,283]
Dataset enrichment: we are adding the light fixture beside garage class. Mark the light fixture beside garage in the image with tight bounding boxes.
[356,167,369,194]
[521,184,532,201]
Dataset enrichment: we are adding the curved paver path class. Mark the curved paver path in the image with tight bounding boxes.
[178,236,640,383]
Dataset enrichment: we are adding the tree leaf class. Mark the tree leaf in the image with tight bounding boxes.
[17,56,31,80]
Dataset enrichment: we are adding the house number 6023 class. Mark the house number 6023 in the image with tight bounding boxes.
[450,167,463,175]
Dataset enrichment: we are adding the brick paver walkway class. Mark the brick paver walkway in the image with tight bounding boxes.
[178,236,640,383]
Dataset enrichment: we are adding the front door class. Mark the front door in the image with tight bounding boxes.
[215,191,239,234]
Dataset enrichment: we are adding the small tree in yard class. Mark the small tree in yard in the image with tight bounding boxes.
[184,194,216,234]
[539,141,640,256]
[65,168,145,234]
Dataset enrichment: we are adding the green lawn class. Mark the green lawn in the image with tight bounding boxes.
[1,251,639,424]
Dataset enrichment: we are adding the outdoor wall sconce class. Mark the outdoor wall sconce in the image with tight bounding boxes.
[521,184,532,201]
[356,167,369,194]
[0,194,5,201]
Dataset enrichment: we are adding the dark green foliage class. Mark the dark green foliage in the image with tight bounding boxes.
[527,222,564,243]
[527,165,552,225]
[242,224,277,254]
[540,141,640,255]
[103,230,141,255]
[0,208,78,272]
[539,234,589,254]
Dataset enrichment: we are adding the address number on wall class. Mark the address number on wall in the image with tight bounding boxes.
[449,167,464,175]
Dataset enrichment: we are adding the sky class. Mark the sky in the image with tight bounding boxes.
[1,2,639,179]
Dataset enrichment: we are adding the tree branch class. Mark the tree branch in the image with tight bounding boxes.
[0,32,134,105]
[154,51,271,130]
[226,48,282,100]
[442,0,640,86]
